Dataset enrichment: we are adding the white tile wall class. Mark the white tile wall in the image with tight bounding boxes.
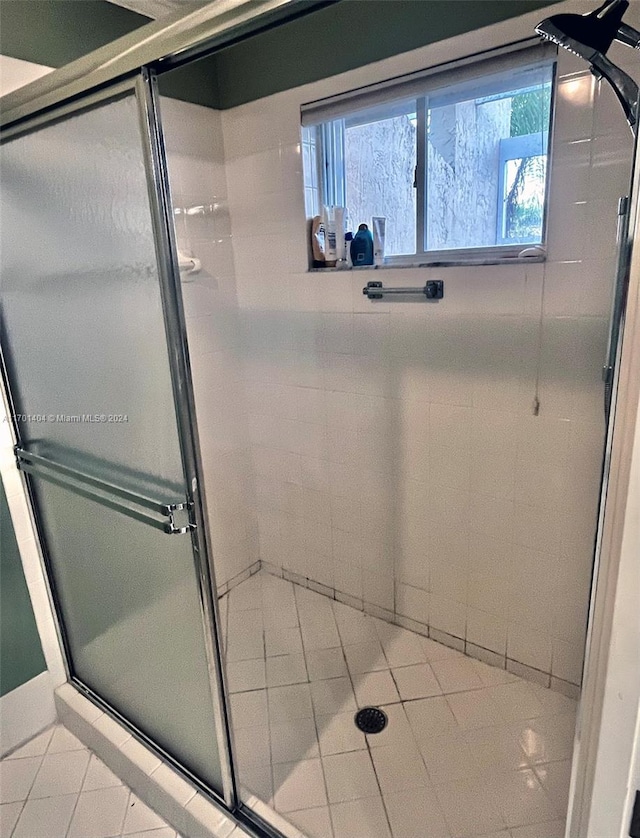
[162,4,637,687]
[160,97,259,592]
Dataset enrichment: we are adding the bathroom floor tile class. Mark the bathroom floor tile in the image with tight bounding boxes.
[12,793,78,838]
[272,758,328,812]
[310,676,356,716]
[353,670,400,707]
[266,652,308,687]
[316,711,367,756]
[306,647,349,681]
[0,756,42,803]
[67,785,129,838]
[269,717,320,764]
[431,657,485,693]
[384,788,451,838]
[330,796,391,838]
[5,727,54,760]
[322,750,379,803]
[370,742,430,794]
[223,571,578,838]
[121,792,169,834]
[392,663,442,700]
[0,801,23,836]
[288,805,333,838]
[227,658,267,693]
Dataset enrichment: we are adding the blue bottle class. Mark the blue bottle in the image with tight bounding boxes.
[350,223,374,266]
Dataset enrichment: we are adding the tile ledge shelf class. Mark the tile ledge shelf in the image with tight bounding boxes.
[308,254,546,271]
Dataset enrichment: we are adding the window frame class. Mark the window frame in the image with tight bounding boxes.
[306,49,557,267]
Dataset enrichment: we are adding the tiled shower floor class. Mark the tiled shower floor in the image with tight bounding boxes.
[223,571,576,838]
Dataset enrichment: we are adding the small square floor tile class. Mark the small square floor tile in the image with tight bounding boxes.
[316,712,367,756]
[266,652,308,687]
[392,663,442,700]
[404,696,459,742]
[47,726,86,754]
[365,704,415,750]
[82,755,124,792]
[0,801,23,836]
[486,769,558,828]
[270,717,319,764]
[384,788,450,838]
[310,677,356,716]
[268,684,314,723]
[288,805,333,838]
[344,641,388,675]
[227,659,267,693]
[446,690,502,731]
[68,786,130,838]
[431,657,484,694]
[330,795,391,838]
[306,647,349,681]
[370,743,429,794]
[322,751,379,804]
[0,757,42,803]
[5,728,53,760]
[30,750,91,799]
[434,777,506,838]
[272,759,327,812]
[13,793,78,838]
[122,792,169,834]
[354,670,400,707]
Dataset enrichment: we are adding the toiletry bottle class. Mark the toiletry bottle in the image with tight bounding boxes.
[372,217,386,267]
[344,231,353,268]
[323,206,338,267]
[350,223,374,266]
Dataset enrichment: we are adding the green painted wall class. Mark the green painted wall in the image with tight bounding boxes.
[1,0,556,110]
[0,477,46,697]
[211,0,556,108]
[0,0,150,68]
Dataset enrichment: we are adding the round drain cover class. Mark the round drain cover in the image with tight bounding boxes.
[355,707,388,734]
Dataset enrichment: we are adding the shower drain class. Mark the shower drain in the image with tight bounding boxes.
[354,706,388,734]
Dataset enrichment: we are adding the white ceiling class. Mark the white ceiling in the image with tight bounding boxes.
[107,0,209,20]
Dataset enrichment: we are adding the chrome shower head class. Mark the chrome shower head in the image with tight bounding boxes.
[536,0,639,135]
[535,0,628,60]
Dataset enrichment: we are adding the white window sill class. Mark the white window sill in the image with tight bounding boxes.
[309,253,546,271]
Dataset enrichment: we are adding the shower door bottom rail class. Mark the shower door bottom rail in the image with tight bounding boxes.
[15,446,194,534]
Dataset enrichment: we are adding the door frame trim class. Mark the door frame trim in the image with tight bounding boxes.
[0,70,238,811]
[135,68,238,810]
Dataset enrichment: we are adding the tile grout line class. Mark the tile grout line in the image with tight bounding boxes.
[116,789,134,838]
[292,578,337,838]
[63,738,94,838]
[332,598,395,838]
[5,729,57,838]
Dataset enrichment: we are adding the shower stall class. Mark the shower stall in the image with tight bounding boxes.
[1,1,639,837]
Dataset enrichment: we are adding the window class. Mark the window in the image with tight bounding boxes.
[302,46,555,265]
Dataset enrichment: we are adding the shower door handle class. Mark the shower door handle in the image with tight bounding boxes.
[15,447,195,535]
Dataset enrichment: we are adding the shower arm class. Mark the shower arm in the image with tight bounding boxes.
[590,50,639,132]
[616,22,640,49]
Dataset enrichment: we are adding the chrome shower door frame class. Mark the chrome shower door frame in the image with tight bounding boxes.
[0,69,238,813]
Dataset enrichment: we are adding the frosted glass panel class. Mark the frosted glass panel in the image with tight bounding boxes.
[33,479,220,788]
[0,94,182,484]
[0,92,223,793]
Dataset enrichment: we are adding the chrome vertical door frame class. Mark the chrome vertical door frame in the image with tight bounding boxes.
[134,69,237,810]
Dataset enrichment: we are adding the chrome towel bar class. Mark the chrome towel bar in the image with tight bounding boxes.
[15,447,194,534]
[362,280,444,301]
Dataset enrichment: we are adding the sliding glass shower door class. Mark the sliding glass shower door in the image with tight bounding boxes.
[0,76,231,799]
